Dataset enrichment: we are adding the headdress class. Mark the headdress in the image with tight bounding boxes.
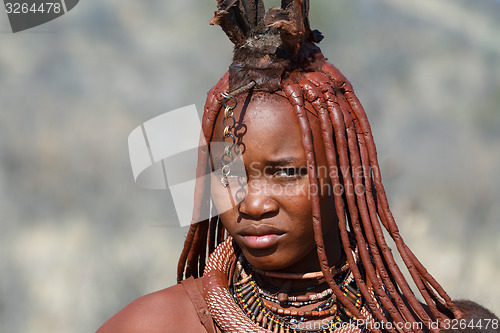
[210,0,325,92]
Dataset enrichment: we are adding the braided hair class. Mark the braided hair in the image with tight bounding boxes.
[177,1,461,331]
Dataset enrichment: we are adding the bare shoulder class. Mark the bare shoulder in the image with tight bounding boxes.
[96,279,207,333]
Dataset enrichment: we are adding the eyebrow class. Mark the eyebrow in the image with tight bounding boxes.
[264,157,304,167]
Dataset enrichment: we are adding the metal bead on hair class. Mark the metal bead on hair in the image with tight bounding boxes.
[220,92,237,188]
[219,81,256,188]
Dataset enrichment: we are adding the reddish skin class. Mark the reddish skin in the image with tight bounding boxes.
[95,279,209,333]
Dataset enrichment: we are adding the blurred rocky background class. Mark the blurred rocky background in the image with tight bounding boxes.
[0,0,498,332]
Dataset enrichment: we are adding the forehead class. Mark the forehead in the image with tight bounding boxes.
[213,92,305,162]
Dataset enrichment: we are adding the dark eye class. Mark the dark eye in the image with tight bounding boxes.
[275,167,307,178]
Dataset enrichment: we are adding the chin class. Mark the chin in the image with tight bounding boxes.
[241,251,289,271]
[242,251,303,272]
[248,259,290,271]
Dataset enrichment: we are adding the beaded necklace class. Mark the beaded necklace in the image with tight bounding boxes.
[231,262,364,333]
[251,273,333,307]
[203,237,375,333]
[258,286,332,307]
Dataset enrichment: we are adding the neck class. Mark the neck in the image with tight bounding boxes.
[254,271,328,292]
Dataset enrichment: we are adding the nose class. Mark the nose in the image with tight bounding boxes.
[238,180,279,219]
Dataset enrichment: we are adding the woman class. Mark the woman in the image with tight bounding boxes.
[97,1,498,332]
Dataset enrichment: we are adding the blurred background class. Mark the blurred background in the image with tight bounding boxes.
[0,0,498,332]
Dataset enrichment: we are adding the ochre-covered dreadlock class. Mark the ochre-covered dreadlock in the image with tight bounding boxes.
[177,1,461,331]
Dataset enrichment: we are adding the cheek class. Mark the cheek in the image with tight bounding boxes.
[279,178,334,244]
[218,212,234,237]
[210,177,241,237]
[279,182,315,236]
[210,174,244,218]
[279,181,312,213]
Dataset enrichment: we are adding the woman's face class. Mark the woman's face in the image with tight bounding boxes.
[211,92,341,273]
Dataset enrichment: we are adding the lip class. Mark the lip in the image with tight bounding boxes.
[238,224,285,250]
